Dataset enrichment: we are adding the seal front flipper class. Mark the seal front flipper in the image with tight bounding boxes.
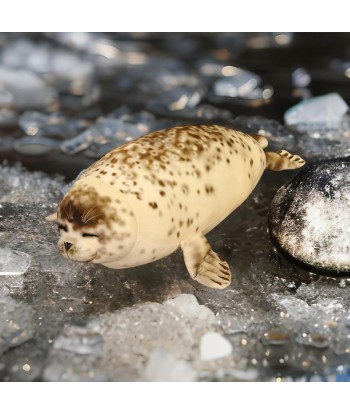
[265,150,305,171]
[181,233,231,289]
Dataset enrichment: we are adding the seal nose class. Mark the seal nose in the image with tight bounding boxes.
[64,242,73,252]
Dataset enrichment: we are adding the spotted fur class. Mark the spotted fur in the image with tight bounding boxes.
[46,125,305,289]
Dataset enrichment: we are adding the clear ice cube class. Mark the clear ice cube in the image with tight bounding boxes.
[0,249,31,276]
[284,93,348,126]
[213,68,261,98]
[0,67,57,110]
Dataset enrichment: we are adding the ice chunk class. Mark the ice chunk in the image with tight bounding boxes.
[52,325,103,356]
[60,109,158,156]
[0,67,57,110]
[144,348,197,381]
[155,103,232,121]
[272,295,313,320]
[0,292,35,354]
[126,64,199,94]
[213,68,261,98]
[1,40,95,96]
[18,111,50,135]
[197,59,228,77]
[163,294,216,323]
[146,86,204,115]
[284,93,348,126]
[43,324,106,382]
[332,325,350,355]
[13,136,59,157]
[0,248,31,276]
[200,332,233,361]
[46,32,97,52]
[0,162,64,204]
[18,110,90,139]
[0,108,18,127]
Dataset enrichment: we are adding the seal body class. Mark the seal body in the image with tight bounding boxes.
[47,125,305,289]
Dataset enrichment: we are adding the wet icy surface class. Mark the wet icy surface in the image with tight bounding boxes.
[1,33,350,382]
[1,157,350,382]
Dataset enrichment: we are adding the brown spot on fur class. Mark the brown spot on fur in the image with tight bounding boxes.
[182,184,189,195]
[205,185,214,194]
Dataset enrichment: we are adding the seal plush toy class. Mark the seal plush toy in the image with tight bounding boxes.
[46,125,305,289]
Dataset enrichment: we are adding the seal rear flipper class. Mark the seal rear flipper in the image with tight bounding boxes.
[181,233,231,289]
[265,150,305,171]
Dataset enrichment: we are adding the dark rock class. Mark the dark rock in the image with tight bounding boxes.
[268,158,350,274]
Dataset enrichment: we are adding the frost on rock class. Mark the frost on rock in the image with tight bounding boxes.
[284,93,348,127]
[269,158,350,273]
[0,249,31,276]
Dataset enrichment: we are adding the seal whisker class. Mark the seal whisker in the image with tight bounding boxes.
[68,202,74,221]
[85,214,104,224]
[82,205,99,223]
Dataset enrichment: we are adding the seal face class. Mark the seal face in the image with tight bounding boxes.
[46,125,305,289]
[54,178,138,265]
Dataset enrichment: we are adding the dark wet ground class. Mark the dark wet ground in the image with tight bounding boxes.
[0,33,350,381]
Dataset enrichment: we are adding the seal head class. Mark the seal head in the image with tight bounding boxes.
[46,177,137,265]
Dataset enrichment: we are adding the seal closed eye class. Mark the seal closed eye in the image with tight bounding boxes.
[46,124,305,289]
